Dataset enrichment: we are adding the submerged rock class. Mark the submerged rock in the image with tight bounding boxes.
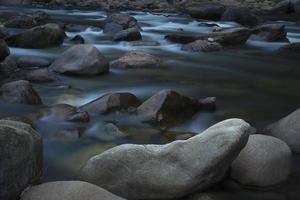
[0,39,10,62]
[104,13,140,34]
[221,6,258,27]
[252,24,288,42]
[279,42,300,53]
[17,56,51,69]
[80,119,251,200]
[81,92,141,115]
[262,108,300,153]
[0,80,42,105]
[49,44,109,76]
[0,120,42,200]
[182,40,222,52]
[110,51,161,69]
[6,23,65,49]
[231,134,292,187]
[20,181,126,200]
[113,28,142,41]
[85,123,126,141]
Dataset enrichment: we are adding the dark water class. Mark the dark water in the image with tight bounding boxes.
[0,5,300,200]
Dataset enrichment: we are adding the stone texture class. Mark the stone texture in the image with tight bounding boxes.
[182,40,222,52]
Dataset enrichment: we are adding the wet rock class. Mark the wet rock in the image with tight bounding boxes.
[81,92,141,115]
[130,40,160,46]
[17,56,51,69]
[49,44,109,76]
[0,24,8,39]
[70,34,85,44]
[0,119,42,200]
[221,6,258,27]
[65,24,90,32]
[182,40,222,52]
[104,13,139,34]
[186,3,224,20]
[0,0,31,5]
[25,68,56,83]
[166,27,251,46]
[198,97,217,111]
[4,11,50,29]
[113,28,142,41]
[6,23,65,49]
[85,123,126,141]
[0,39,10,62]
[137,89,201,125]
[110,51,161,69]
[0,80,42,105]
[20,181,126,200]
[231,134,292,187]
[252,24,288,42]
[0,56,18,78]
[279,42,300,54]
[262,108,300,153]
[80,119,251,200]
[272,0,293,13]
[42,104,89,123]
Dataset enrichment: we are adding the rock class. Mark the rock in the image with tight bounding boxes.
[0,80,42,105]
[0,56,18,78]
[49,44,109,75]
[279,42,300,53]
[6,23,65,49]
[0,0,31,5]
[0,119,42,200]
[20,181,126,200]
[110,51,161,69]
[42,104,89,123]
[293,0,300,14]
[113,28,142,41]
[104,13,139,34]
[262,108,300,153]
[166,27,251,46]
[4,11,50,29]
[222,6,258,27]
[0,39,10,62]
[70,35,85,44]
[198,97,216,111]
[65,24,90,32]
[252,24,288,42]
[230,134,292,187]
[272,0,292,13]
[182,40,222,52]
[0,24,8,39]
[17,56,51,69]
[137,89,201,125]
[186,3,224,20]
[80,119,251,200]
[85,123,126,141]
[25,68,56,83]
[81,92,141,115]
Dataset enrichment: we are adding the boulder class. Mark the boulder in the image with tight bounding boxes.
[113,28,142,41]
[0,24,8,39]
[6,23,65,49]
[182,40,222,52]
[17,56,51,69]
[198,97,217,111]
[137,89,200,125]
[81,92,141,115]
[0,80,42,105]
[0,56,18,78]
[262,108,300,153]
[80,119,251,200]
[186,3,224,20]
[230,134,292,187]
[103,13,139,34]
[279,42,300,53]
[49,44,109,75]
[252,24,288,42]
[110,51,161,69]
[166,27,251,46]
[221,6,258,27]
[0,0,32,5]
[4,11,50,29]
[20,181,126,200]
[25,68,56,83]
[0,39,10,62]
[0,120,42,200]
[272,0,293,13]
[41,104,89,123]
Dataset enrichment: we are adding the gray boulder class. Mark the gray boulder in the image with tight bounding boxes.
[262,108,300,153]
[0,80,42,105]
[104,13,139,34]
[0,56,18,78]
[230,134,292,187]
[80,119,251,200]
[17,56,51,69]
[0,39,10,62]
[49,44,109,75]
[81,92,141,115]
[4,12,50,29]
[113,28,142,41]
[25,68,56,83]
[0,120,42,200]
[20,181,126,200]
[182,40,222,52]
[252,24,288,42]
[221,6,258,27]
[110,51,161,69]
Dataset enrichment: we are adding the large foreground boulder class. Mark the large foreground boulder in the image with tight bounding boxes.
[221,6,258,27]
[0,80,42,105]
[81,92,141,115]
[262,108,300,153]
[252,24,288,42]
[0,120,42,200]
[20,181,126,200]
[0,39,10,62]
[110,51,161,69]
[49,44,109,75]
[6,23,65,49]
[103,13,139,34]
[230,134,292,187]
[80,119,251,200]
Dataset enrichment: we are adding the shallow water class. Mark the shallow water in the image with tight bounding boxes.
[0,5,300,199]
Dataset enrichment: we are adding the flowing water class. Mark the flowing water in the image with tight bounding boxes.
[0,5,300,199]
